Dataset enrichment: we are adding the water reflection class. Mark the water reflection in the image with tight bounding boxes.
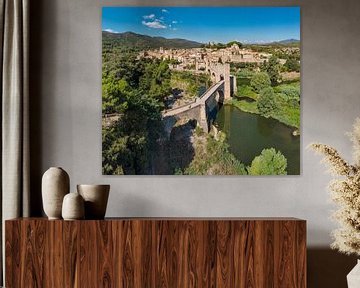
[214,105,300,175]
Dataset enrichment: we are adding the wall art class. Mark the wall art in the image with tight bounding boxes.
[102,7,300,175]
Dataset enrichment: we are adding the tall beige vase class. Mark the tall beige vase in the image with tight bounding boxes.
[42,167,70,219]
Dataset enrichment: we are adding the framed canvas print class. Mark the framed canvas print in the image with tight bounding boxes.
[102,7,300,175]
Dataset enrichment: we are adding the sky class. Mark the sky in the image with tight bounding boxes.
[102,7,300,44]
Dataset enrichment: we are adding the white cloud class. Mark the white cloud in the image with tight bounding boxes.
[172,20,178,24]
[142,20,167,29]
[104,28,118,33]
[143,14,155,19]
[162,9,169,13]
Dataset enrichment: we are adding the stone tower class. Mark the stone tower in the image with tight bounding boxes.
[222,63,231,100]
[207,62,232,100]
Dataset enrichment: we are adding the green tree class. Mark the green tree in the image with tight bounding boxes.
[226,41,243,48]
[250,72,271,93]
[247,148,287,175]
[102,52,169,175]
[284,57,300,72]
[261,56,281,85]
[140,60,171,102]
[257,87,278,117]
[102,72,131,114]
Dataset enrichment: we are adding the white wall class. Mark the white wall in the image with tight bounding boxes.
[31,0,360,249]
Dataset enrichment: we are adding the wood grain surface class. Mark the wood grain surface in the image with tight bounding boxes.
[5,218,306,288]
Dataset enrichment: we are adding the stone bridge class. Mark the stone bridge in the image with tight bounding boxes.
[162,62,237,135]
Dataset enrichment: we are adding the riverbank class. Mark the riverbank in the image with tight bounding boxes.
[233,77,300,129]
[214,106,300,174]
[229,97,300,129]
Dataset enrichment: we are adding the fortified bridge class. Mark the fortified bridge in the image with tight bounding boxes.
[162,62,237,135]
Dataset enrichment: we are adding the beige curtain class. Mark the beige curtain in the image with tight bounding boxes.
[0,0,30,284]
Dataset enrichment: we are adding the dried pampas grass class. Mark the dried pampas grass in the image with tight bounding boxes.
[309,118,360,256]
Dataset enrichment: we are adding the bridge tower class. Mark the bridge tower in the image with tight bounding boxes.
[223,63,231,101]
[208,62,232,101]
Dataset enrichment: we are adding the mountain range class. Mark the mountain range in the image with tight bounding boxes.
[103,31,203,49]
[272,39,300,45]
[103,31,300,49]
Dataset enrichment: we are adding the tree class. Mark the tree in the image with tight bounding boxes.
[226,41,243,48]
[247,148,287,175]
[257,87,278,117]
[102,73,130,114]
[284,57,300,72]
[261,56,281,85]
[250,72,271,93]
[102,53,168,175]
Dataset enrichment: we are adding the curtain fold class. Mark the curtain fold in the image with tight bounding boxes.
[0,0,30,284]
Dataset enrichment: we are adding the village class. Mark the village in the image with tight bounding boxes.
[138,43,299,71]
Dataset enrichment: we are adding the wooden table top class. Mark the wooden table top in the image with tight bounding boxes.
[6,216,305,221]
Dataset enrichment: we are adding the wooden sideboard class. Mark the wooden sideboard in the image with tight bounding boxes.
[5,218,306,287]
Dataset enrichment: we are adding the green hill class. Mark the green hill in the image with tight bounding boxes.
[103,31,203,50]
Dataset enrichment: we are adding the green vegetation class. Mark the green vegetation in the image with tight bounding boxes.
[182,131,288,175]
[271,81,300,127]
[247,148,287,175]
[232,74,300,128]
[257,87,278,117]
[284,57,300,72]
[237,85,258,99]
[250,72,271,93]
[102,34,298,175]
[230,99,258,114]
[231,62,258,72]
[203,41,243,50]
[103,31,203,50]
[102,47,172,174]
[182,131,247,175]
[243,42,300,56]
[170,71,211,100]
[261,56,281,85]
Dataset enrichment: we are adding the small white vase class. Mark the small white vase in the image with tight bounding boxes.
[62,192,85,220]
[77,184,110,219]
[347,260,360,288]
[42,167,70,219]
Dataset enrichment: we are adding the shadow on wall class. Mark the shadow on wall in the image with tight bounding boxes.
[29,0,47,216]
[308,248,357,288]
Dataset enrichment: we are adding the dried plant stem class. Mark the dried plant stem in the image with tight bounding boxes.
[309,119,360,256]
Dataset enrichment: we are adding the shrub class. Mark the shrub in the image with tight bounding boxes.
[257,87,278,117]
[247,148,287,175]
[250,72,271,93]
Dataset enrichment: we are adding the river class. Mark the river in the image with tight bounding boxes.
[214,105,300,175]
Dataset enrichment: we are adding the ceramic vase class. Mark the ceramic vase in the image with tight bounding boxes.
[42,167,70,219]
[77,184,110,219]
[62,192,85,220]
[347,259,360,288]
